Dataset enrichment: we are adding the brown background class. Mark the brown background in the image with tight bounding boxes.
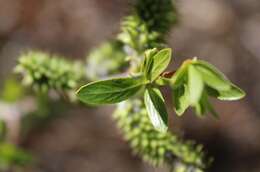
[0,0,260,171]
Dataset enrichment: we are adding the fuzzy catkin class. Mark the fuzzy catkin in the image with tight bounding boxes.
[117,0,177,53]
[113,99,209,171]
[134,0,177,34]
[118,15,162,53]
[15,51,84,92]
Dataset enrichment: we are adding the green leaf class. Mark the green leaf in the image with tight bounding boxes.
[144,87,168,132]
[141,48,158,81]
[216,84,245,101]
[205,86,220,97]
[150,48,172,81]
[194,91,218,118]
[143,55,154,81]
[194,102,205,117]
[77,76,145,105]
[205,99,219,119]
[173,85,190,116]
[194,60,231,91]
[188,65,204,105]
[170,64,188,89]
[194,91,208,117]
[144,48,158,63]
[141,53,148,73]
[155,76,171,86]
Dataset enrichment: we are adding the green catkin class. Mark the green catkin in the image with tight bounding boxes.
[118,15,162,53]
[15,51,84,92]
[134,0,178,34]
[113,99,209,172]
[118,0,177,53]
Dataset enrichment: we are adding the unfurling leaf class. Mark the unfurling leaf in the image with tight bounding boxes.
[150,48,172,81]
[215,84,245,101]
[173,85,190,116]
[142,49,156,81]
[142,48,172,82]
[193,60,245,100]
[194,91,218,118]
[144,87,168,132]
[170,58,245,118]
[188,65,204,105]
[193,60,231,91]
[170,65,188,89]
[77,76,145,105]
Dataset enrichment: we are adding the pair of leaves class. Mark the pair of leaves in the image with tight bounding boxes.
[171,58,245,117]
[77,48,172,105]
[141,48,172,132]
[77,48,172,132]
[142,48,172,82]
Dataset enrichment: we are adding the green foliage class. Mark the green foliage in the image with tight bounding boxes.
[86,40,128,80]
[15,51,84,92]
[142,48,172,82]
[171,58,245,117]
[13,0,246,171]
[77,75,146,105]
[77,48,174,132]
[173,85,190,116]
[144,87,168,132]
[188,65,204,105]
[142,48,158,79]
[113,99,209,171]
[78,48,245,130]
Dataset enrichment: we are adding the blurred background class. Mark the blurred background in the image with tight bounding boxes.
[0,0,260,171]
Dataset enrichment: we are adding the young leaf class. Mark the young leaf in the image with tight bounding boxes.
[144,48,158,64]
[188,65,204,105]
[77,76,145,105]
[144,87,168,132]
[173,85,190,116]
[194,102,206,117]
[205,99,219,119]
[216,84,245,101]
[196,65,230,90]
[143,55,154,81]
[194,60,231,91]
[155,76,171,86]
[194,91,218,118]
[170,65,188,89]
[141,48,158,81]
[206,83,245,101]
[150,48,172,81]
